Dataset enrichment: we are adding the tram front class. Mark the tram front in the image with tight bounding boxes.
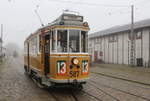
[49,14,90,87]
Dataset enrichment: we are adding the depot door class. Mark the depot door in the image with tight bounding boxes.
[94,51,98,62]
[44,35,50,75]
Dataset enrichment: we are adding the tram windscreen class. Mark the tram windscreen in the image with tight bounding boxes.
[69,30,80,53]
[57,30,67,52]
[81,31,88,52]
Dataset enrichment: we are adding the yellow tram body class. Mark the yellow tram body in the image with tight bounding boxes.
[24,13,90,88]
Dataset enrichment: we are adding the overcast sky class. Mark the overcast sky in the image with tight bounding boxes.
[0,0,150,48]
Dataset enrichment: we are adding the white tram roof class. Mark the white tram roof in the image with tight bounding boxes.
[89,18,150,39]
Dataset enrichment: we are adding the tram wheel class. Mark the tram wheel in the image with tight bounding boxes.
[72,84,83,90]
[77,84,83,90]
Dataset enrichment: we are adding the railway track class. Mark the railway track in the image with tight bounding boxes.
[80,90,103,101]
[30,68,150,101]
[91,72,150,87]
[47,87,104,101]
[48,87,78,101]
[90,79,150,101]
[49,92,61,101]
[86,82,120,101]
[30,71,103,101]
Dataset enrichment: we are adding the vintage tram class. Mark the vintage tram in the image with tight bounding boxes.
[24,13,90,88]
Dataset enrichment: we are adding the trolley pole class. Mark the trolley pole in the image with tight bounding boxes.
[130,5,135,67]
[34,10,44,27]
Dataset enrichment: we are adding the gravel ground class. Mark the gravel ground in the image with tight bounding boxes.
[90,63,150,101]
[0,57,99,101]
[90,74,150,101]
[1,57,150,101]
[0,57,56,101]
[91,63,150,84]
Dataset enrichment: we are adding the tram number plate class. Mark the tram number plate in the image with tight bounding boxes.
[69,71,79,77]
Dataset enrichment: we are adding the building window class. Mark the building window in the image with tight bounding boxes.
[128,32,133,40]
[128,30,142,40]
[89,43,92,47]
[99,51,103,56]
[109,35,118,42]
[136,30,142,39]
[95,38,99,44]
[99,38,102,44]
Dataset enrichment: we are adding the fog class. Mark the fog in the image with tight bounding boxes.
[0,0,150,48]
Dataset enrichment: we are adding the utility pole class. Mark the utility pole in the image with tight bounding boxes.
[0,24,3,61]
[130,5,135,66]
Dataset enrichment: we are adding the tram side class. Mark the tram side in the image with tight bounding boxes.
[24,33,42,77]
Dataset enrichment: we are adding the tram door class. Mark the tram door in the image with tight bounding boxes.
[44,35,50,75]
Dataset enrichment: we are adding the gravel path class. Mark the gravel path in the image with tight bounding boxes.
[0,57,56,101]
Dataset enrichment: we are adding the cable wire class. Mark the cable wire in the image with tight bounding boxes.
[47,0,130,8]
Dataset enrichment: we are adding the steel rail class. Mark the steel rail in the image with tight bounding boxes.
[90,79,150,101]
[91,72,150,87]
[87,82,120,101]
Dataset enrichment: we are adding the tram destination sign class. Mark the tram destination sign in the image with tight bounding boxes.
[62,15,83,22]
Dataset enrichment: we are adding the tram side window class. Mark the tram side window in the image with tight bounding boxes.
[39,35,41,52]
[33,37,38,54]
[57,30,67,52]
[52,31,56,52]
[81,31,88,53]
[69,30,80,53]
[24,43,27,55]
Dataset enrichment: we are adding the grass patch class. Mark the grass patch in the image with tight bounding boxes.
[0,61,2,65]
[92,63,150,74]
[0,58,6,65]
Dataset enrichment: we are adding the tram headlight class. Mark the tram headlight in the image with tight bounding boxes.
[72,58,79,65]
[83,22,89,27]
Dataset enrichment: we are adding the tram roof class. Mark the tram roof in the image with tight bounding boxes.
[89,18,150,39]
[25,13,89,42]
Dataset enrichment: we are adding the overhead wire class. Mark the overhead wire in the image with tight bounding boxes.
[47,0,130,8]
[107,0,150,16]
[66,0,85,11]
[33,0,150,25]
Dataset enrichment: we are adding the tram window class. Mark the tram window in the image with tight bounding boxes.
[57,30,67,52]
[39,35,41,52]
[81,31,87,52]
[33,37,38,54]
[52,31,56,52]
[81,31,88,52]
[69,30,80,53]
